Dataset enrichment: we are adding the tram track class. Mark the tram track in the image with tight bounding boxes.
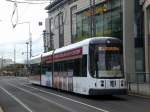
[6,80,109,112]
[1,77,150,112]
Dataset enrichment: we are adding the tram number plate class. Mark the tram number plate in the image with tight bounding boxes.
[110,80,116,87]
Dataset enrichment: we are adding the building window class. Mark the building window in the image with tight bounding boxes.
[43,30,48,52]
[76,0,122,42]
[70,5,77,43]
[76,12,90,42]
[58,12,64,47]
[49,18,54,50]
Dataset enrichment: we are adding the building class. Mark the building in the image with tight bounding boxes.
[0,58,13,68]
[44,0,148,82]
[143,0,150,82]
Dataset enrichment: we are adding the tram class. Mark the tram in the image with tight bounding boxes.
[30,37,127,95]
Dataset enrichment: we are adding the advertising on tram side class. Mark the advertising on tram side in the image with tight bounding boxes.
[41,72,52,87]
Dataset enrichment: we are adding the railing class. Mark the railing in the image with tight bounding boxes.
[126,72,150,96]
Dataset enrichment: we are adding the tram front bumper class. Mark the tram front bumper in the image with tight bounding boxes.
[89,88,127,95]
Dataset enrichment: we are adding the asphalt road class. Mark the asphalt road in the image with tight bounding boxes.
[0,76,150,112]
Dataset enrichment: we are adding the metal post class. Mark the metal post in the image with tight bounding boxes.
[14,45,16,76]
[92,0,96,37]
[90,0,96,37]
[90,0,93,37]
[28,22,32,58]
[1,56,3,70]
[17,22,32,58]
[26,42,29,70]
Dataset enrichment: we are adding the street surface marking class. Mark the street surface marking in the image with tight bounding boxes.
[8,83,77,112]
[0,86,33,112]
[23,84,110,112]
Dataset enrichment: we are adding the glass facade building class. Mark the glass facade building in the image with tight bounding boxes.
[134,0,145,74]
[45,0,148,81]
[76,0,122,42]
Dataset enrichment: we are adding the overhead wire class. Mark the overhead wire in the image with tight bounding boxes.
[11,1,18,28]
[6,0,52,4]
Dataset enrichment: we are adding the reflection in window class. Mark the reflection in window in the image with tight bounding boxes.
[76,0,122,41]
[58,12,64,47]
[71,6,77,43]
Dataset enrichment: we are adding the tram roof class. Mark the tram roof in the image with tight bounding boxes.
[30,54,41,64]
[42,51,54,57]
[31,37,119,60]
[54,37,118,54]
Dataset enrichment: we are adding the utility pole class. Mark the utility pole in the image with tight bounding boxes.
[25,42,29,77]
[17,22,32,58]
[14,45,16,76]
[28,22,32,58]
[90,0,96,37]
[93,0,96,37]
[1,56,3,70]
[26,42,29,68]
[14,45,16,65]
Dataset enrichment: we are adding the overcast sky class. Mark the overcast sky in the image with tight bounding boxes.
[0,0,49,63]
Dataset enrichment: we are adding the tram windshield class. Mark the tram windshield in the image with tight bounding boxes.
[90,45,123,78]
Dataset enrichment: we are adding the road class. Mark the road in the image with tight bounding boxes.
[0,76,150,112]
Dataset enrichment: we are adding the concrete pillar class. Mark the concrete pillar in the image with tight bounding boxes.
[143,0,150,82]
[123,0,136,81]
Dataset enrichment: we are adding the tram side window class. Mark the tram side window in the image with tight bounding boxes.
[47,63,52,71]
[89,46,97,77]
[73,59,82,76]
[31,64,41,75]
[82,55,87,77]
[54,62,59,72]
[63,61,68,72]
[53,56,87,77]
[67,60,74,72]
[41,63,47,74]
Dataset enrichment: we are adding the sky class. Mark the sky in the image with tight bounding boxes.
[0,0,49,63]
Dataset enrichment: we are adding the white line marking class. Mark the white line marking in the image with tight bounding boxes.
[23,84,110,112]
[8,83,77,112]
[0,86,33,112]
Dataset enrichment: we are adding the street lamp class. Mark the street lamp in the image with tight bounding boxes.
[17,22,32,58]
[26,42,29,68]
[22,42,29,77]
[90,0,96,37]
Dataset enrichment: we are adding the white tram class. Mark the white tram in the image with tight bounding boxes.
[30,37,127,95]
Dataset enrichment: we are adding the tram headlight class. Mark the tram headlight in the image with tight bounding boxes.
[101,80,105,87]
[121,80,124,87]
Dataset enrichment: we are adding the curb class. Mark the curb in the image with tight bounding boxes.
[0,106,4,112]
[128,93,150,99]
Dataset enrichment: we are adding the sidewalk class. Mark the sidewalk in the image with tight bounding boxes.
[0,106,4,112]
[128,83,150,96]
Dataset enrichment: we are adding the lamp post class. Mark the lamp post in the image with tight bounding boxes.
[26,42,29,68]
[90,0,96,37]
[17,22,32,58]
[24,42,29,77]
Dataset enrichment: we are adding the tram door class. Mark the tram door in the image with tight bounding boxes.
[68,70,73,92]
[68,61,73,92]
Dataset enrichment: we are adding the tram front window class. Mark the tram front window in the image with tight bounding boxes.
[90,45,123,78]
[97,49,122,78]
